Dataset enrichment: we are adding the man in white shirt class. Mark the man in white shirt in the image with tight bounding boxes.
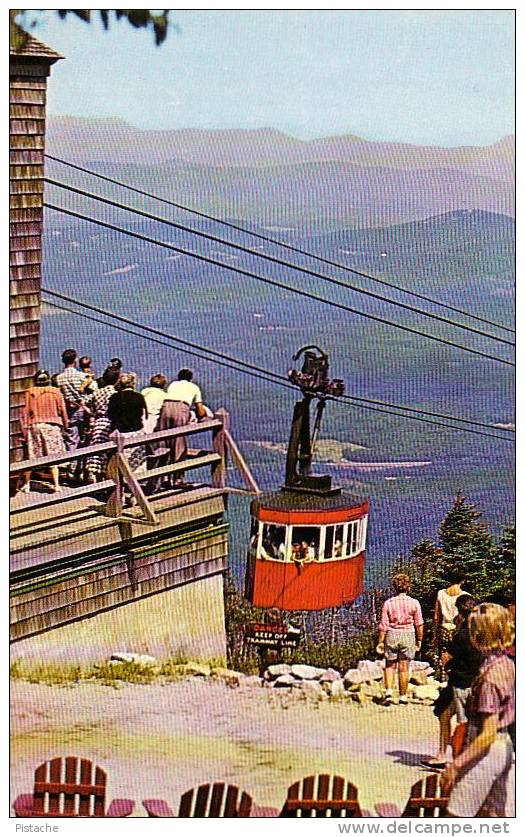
[141,374,168,434]
[158,369,207,464]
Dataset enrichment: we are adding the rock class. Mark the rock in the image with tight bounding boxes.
[343,669,365,687]
[319,668,341,683]
[413,684,440,701]
[211,667,244,688]
[410,671,428,686]
[323,679,345,699]
[181,662,211,678]
[110,652,157,666]
[290,664,326,680]
[273,673,297,688]
[357,660,384,680]
[361,680,383,698]
[298,680,324,699]
[351,690,372,704]
[265,664,292,680]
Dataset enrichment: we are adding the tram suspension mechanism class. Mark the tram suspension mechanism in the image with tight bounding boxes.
[285,346,344,496]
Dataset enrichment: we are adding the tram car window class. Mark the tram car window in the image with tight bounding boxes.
[261,523,287,560]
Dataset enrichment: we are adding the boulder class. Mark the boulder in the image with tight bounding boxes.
[290,664,326,680]
[273,673,297,688]
[319,668,341,683]
[265,664,292,680]
[323,679,345,699]
[357,660,384,680]
[110,652,157,666]
[361,680,383,698]
[343,669,366,688]
[410,671,428,686]
[298,680,324,699]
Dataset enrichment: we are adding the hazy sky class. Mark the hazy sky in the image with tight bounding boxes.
[32,9,514,146]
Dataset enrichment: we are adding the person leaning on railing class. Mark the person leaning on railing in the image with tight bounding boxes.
[107,373,148,476]
[19,370,69,494]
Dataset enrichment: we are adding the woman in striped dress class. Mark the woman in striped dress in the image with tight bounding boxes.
[85,367,120,483]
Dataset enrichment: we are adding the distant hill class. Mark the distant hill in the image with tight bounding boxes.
[46,118,514,230]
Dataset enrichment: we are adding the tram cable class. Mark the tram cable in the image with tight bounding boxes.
[41,292,514,443]
[44,153,515,336]
[43,202,515,369]
[45,176,515,350]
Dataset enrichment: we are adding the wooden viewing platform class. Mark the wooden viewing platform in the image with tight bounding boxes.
[10,411,259,663]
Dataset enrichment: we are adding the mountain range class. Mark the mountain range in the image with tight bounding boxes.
[46,117,514,230]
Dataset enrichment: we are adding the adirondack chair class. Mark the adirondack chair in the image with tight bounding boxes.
[280,774,369,817]
[375,774,449,818]
[143,782,253,817]
[13,757,134,818]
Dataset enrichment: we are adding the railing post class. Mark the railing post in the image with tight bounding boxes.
[106,431,124,518]
[212,408,229,493]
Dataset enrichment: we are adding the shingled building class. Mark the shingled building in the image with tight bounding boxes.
[10,28,62,462]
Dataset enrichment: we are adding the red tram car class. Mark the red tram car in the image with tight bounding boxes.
[244,346,369,612]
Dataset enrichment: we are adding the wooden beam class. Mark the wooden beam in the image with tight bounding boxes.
[223,429,261,495]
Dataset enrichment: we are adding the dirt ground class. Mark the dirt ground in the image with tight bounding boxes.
[10,677,444,816]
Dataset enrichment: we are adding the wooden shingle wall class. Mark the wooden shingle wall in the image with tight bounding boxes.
[10,42,62,461]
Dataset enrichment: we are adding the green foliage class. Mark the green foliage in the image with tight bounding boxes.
[11,10,172,48]
[287,630,377,672]
[10,661,83,686]
[439,491,494,560]
[401,493,514,628]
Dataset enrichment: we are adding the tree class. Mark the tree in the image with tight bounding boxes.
[10,10,172,49]
[439,491,493,558]
[491,522,515,603]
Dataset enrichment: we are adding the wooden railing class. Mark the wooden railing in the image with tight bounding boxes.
[10,409,260,523]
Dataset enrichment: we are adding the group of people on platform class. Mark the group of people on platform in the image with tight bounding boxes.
[377,571,515,817]
[18,348,211,493]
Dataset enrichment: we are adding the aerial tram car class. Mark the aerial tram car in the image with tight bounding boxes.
[244,346,369,612]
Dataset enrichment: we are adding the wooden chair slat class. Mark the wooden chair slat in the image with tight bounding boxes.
[426,774,439,798]
[237,791,253,818]
[33,763,47,814]
[318,774,330,802]
[332,776,345,801]
[93,766,106,817]
[223,785,241,817]
[78,759,93,816]
[178,788,195,818]
[63,758,78,815]
[209,783,226,817]
[194,784,211,817]
[34,782,105,795]
[47,757,62,814]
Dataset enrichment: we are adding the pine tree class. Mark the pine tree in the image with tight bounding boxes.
[439,492,493,558]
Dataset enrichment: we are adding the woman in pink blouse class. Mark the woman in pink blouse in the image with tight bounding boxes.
[376,573,424,706]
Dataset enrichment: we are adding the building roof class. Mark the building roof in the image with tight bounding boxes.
[10,25,63,62]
